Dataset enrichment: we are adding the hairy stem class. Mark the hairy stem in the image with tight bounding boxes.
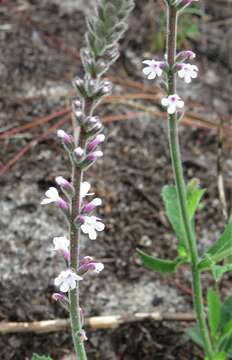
[166,4,213,358]
[69,126,87,360]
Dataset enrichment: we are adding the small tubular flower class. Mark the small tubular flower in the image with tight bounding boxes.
[52,293,65,301]
[177,63,198,83]
[86,150,103,162]
[55,176,72,189]
[87,134,105,152]
[57,129,73,144]
[82,198,102,213]
[142,60,165,80]
[53,237,70,260]
[81,181,94,199]
[161,94,184,114]
[80,215,105,240]
[41,187,68,210]
[54,269,83,293]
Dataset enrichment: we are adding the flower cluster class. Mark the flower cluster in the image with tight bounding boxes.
[142,50,198,115]
[41,127,105,294]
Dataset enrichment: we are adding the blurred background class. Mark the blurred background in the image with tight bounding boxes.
[0,0,232,359]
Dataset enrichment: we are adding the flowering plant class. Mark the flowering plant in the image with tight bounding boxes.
[139,1,232,359]
[39,0,134,359]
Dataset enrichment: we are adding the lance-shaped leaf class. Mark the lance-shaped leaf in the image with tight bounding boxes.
[206,220,232,258]
[207,288,221,340]
[137,249,184,274]
[162,180,205,253]
[198,220,232,272]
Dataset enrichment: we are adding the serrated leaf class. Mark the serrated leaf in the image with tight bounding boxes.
[137,249,180,274]
[32,355,52,360]
[207,288,221,340]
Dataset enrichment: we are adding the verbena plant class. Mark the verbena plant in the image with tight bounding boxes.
[36,1,134,359]
[139,1,232,359]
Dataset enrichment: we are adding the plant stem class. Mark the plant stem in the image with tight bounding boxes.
[69,127,87,360]
[165,4,214,359]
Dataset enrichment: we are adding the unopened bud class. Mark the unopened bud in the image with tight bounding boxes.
[87,134,105,152]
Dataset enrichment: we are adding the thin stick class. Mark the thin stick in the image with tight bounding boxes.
[0,312,196,334]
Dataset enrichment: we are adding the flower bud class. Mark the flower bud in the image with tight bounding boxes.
[87,134,105,152]
[176,50,196,62]
[57,198,69,211]
[52,293,65,301]
[78,329,88,342]
[86,151,103,162]
[82,198,102,213]
[73,77,87,98]
[55,176,72,190]
[57,129,73,145]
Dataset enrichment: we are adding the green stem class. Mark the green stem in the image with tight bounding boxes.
[69,128,87,360]
[166,4,214,359]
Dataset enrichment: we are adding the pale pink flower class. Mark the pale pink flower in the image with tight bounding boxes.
[177,63,198,83]
[80,215,105,240]
[41,187,68,210]
[81,181,94,199]
[87,134,105,152]
[55,176,72,189]
[54,269,82,293]
[161,94,184,115]
[53,236,69,252]
[142,60,164,80]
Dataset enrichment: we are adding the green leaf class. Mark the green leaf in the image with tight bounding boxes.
[186,178,205,219]
[220,295,232,330]
[205,353,227,360]
[162,185,186,247]
[206,220,232,258]
[32,355,52,360]
[207,288,221,339]
[212,264,232,282]
[162,180,204,252]
[187,325,204,348]
[137,249,181,274]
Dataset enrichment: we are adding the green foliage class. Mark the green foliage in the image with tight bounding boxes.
[32,355,52,360]
[162,179,205,256]
[198,220,232,274]
[81,0,134,77]
[137,249,183,274]
[207,289,221,341]
[189,294,232,358]
[151,4,202,53]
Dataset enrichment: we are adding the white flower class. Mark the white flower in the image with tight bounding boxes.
[142,60,164,80]
[54,269,82,293]
[53,236,69,252]
[161,94,184,114]
[81,181,94,198]
[81,215,105,240]
[93,262,104,273]
[41,187,61,205]
[177,63,198,83]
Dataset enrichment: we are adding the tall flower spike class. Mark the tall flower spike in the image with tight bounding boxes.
[161,94,184,114]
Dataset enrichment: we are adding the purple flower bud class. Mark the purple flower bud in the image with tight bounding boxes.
[78,329,88,342]
[79,261,104,274]
[55,176,72,189]
[87,151,103,162]
[63,249,70,261]
[87,134,105,152]
[80,256,94,266]
[176,50,196,62]
[52,293,65,301]
[57,129,73,144]
[79,215,86,224]
[57,198,69,211]
[82,198,102,213]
